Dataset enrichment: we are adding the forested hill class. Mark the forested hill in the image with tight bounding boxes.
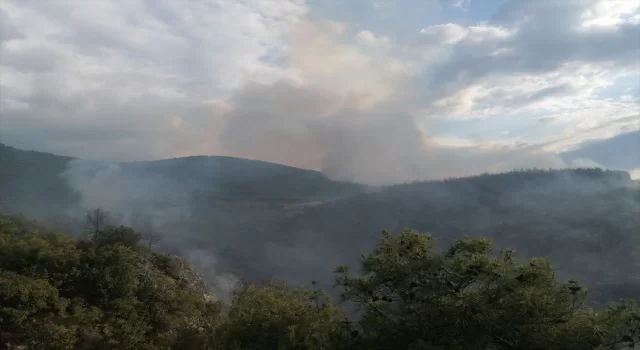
[0,144,79,217]
[259,168,640,305]
[1,143,639,306]
[0,143,364,215]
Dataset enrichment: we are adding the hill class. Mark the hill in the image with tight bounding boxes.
[266,169,640,303]
[0,142,364,215]
[0,144,80,217]
[0,143,366,286]
[1,143,639,305]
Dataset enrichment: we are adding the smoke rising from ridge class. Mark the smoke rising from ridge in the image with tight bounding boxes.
[214,22,577,185]
[61,159,240,301]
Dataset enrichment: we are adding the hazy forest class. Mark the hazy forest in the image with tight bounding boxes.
[1,143,640,349]
[3,0,640,348]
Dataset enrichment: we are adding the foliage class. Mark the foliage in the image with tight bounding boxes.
[0,214,639,349]
[335,229,640,349]
[215,282,351,350]
[0,214,222,349]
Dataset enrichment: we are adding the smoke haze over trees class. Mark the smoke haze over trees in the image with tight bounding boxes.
[2,213,640,349]
[1,142,639,306]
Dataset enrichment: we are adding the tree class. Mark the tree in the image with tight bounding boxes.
[0,214,221,349]
[0,270,73,349]
[216,281,351,350]
[141,230,164,252]
[129,211,163,251]
[84,207,109,239]
[334,229,640,349]
[2,213,640,349]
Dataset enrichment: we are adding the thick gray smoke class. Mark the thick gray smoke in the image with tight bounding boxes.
[61,160,189,224]
[49,133,640,306]
[218,80,573,185]
[61,159,240,301]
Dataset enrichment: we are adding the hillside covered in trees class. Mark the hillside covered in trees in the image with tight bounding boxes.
[2,213,640,349]
[1,143,639,306]
[268,169,640,303]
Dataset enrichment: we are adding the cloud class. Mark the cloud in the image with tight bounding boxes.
[0,0,306,160]
[0,0,638,184]
[355,30,390,47]
[414,0,639,118]
[560,130,640,170]
[451,0,472,11]
[372,1,396,12]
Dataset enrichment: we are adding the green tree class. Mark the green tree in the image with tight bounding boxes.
[0,214,221,349]
[2,213,639,350]
[216,281,350,350]
[0,270,74,349]
[335,229,640,349]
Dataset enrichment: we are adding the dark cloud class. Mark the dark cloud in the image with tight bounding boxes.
[0,8,22,42]
[562,130,640,170]
[418,0,640,105]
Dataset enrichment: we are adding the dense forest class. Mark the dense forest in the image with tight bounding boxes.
[2,213,640,349]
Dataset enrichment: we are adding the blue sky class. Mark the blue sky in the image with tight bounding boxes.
[0,0,638,184]
[309,0,504,35]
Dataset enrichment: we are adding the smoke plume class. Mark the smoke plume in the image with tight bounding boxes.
[214,21,573,185]
[61,159,240,301]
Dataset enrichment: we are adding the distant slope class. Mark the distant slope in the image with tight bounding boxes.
[121,155,364,203]
[0,143,80,216]
[2,143,639,305]
[265,169,640,304]
[0,143,364,218]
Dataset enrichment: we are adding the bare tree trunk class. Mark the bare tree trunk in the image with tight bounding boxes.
[85,207,108,239]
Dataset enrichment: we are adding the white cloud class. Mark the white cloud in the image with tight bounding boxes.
[419,23,469,45]
[579,0,639,29]
[452,0,472,11]
[324,20,348,35]
[409,1,639,155]
[0,0,307,160]
[372,1,396,11]
[355,30,390,47]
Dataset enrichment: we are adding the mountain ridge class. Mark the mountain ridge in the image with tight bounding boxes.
[1,142,639,305]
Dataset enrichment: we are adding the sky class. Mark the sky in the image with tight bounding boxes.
[1,0,639,184]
